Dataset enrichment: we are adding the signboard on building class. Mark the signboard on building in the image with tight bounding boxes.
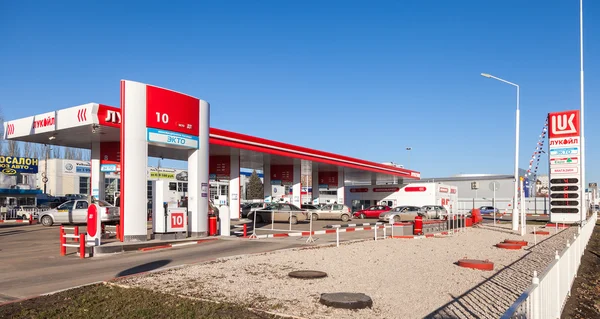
[548,110,582,223]
[63,161,91,174]
[209,156,230,179]
[0,156,38,175]
[318,171,338,187]
[147,128,199,149]
[270,165,293,185]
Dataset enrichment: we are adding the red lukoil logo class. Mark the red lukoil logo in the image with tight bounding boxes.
[549,110,580,138]
[33,116,55,128]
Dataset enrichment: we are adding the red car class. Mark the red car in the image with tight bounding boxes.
[353,205,391,219]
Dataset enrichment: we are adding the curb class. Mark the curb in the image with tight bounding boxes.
[138,238,219,252]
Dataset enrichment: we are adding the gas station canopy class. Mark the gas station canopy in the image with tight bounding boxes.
[4,102,420,185]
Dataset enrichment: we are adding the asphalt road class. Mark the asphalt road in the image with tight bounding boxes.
[0,223,306,303]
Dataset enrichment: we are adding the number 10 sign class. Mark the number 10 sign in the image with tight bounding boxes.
[167,209,187,232]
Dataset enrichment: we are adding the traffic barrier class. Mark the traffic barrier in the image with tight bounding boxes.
[60,226,89,258]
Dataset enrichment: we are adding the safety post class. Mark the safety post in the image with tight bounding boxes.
[383,223,386,238]
[60,226,66,256]
[249,212,258,239]
[534,226,537,246]
[74,226,79,242]
[79,233,86,259]
[390,220,394,238]
[374,223,378,241]
[336,226,340,247]
[306,211,315,244]
[289,211,292,231]
[271,210,275,230]
[243,223,248,238]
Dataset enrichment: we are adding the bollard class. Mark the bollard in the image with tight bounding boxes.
[534,226,537,246]
[60,226,66,256]
[79,233,86,259]
[383,225,386,239]
[336,227,340,247]
[374,225,378,241]
[243,223,248,238]
[390,221,394,238]
[74,226,79,242]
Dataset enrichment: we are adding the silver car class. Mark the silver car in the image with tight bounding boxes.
[420,205,448,219]
[39,199,120,227]
[307,204,352,222]
[248,203,308,224]
[379,206,423,223]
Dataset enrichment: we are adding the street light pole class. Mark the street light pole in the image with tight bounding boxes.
[481,73,520,231]
[579,0,586,223]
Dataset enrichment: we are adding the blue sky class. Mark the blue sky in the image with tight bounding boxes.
[1,0,598,182]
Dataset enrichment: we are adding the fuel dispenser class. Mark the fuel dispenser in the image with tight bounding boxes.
[152,180,187,240]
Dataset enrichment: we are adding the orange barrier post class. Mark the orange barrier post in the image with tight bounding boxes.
[60,226,66,256]
[79,233,86,259]
[243,223,248,238]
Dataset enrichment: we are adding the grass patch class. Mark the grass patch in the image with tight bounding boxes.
[0,284,280,319]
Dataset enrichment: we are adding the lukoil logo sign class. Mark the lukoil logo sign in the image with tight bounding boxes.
[548,110,580,138]
[549,137,579,146]
[33,116,55,128]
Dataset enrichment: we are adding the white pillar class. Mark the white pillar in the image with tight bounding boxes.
[311,162,319,204]
[188,100,210,237]
[263,156,271,201]
[90,142,105,201]
[229,149,240,219]
[337,167,345,206]
[120,81,149,242]
[292,160,301,207]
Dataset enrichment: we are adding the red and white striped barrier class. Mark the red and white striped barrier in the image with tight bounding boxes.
[0,214,37,225]
[323,222,382,229]
[60,226,89,258]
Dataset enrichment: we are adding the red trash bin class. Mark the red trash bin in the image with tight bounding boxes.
[209,216,218,236]
[413,215,423,235]
[471,209,483,224]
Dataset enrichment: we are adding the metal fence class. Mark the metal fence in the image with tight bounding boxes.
[501,212,597,319]
[1,206,51,220]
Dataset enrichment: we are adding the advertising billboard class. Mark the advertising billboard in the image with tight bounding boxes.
[548,110,582,223]
[0,156,39,175]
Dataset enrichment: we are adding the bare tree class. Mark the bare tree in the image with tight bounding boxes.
[31,143,40,159]
[23,142,32,158]
[52,146,61,159]
[7,141,20,157]
[64,147,74,160]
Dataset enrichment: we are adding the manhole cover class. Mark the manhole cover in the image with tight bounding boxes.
[457,259,494,271]
[504,239,528,246]
[534,230,550,235]
[496,242,523,250]
[319,292,373,309]
[288,270,328,279]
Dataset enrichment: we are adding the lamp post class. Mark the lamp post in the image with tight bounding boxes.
[406,147,412,168]
[481,73,520,231]
[579,0,586,223]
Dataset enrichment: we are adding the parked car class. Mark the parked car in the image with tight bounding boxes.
[420,205,448,219]
[241,202,265,218]
[379,206,423,223]
[248,203,308,224]
[353,205,391,219]
[14,205,39,220]
[479,206,500,215]
[309,204,352,222]
[38,199,119,227]
[301,204,319,211]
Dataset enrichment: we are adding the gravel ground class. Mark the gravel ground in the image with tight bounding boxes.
[120,224,577,319]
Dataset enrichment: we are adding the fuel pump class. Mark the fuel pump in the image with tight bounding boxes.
[152,180,187,240]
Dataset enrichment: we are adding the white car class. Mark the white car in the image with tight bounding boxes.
[38,200,119,226]
[14,205,40,220]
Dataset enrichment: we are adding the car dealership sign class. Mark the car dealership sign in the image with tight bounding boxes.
[0,156,39,175]
[548,110,582,223]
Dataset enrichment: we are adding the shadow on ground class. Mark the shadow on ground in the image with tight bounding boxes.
[116,259,172,278]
